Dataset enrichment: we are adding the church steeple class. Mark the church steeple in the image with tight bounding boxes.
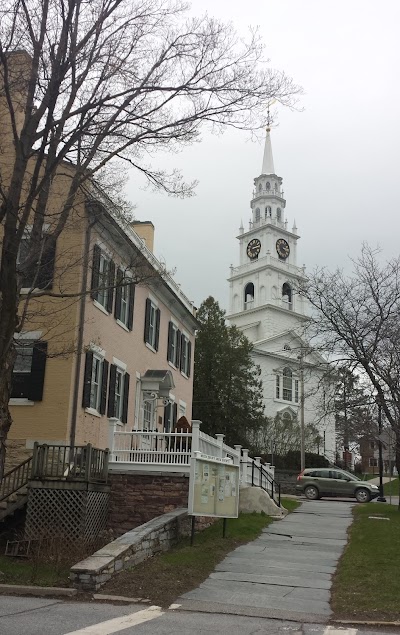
[250,128,285,228]
[261,127,275,175]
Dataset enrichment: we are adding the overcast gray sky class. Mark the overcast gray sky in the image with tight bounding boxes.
[126,0,400,311]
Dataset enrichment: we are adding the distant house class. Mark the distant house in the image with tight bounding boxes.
[359,432,396,474]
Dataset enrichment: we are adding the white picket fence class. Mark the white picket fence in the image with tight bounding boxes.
[108,418,275,484]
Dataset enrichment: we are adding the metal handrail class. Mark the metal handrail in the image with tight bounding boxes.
[248,460,281,507]
[0,456,32,502]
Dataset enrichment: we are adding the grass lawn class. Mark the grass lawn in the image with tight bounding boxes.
[0,554,70,587]
[102,498,300,607]
[332,502,400,622]
[383,478,399,497]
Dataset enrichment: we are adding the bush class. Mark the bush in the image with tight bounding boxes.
[261,450,330,471]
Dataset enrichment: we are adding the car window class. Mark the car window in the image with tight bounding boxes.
[314,469,330,478]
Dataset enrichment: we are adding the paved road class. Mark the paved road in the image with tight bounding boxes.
[179,499,353,623]
[0,596,398,635]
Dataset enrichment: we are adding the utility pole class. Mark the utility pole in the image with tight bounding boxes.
[377,399,386,503]
[299,349,305,472]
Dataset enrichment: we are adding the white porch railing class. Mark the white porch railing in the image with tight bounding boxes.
[108,418,275,485]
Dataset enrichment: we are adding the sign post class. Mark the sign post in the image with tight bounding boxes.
[188,451,240,542]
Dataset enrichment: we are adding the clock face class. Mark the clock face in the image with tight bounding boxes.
[247,238,261,260]
[276,238,290,260]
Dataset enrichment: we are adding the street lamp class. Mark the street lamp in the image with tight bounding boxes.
[376,396,387,503]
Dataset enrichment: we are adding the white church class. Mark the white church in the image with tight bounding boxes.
[226,128,335,463]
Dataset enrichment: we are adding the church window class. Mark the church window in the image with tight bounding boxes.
[282,367,293,401]
[266,181,271,190]
[295,380,299,403]
[255,208,260,222]
[276,375,280,399]
[244,282,254,309]
[266,206,272,217]
[258,183,262,191]
[277,207,282,221]
[282,283,292,308]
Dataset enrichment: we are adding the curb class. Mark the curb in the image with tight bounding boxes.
[0,584,77,597]
[333,619,400,627]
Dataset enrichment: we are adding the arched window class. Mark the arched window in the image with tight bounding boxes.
[282,411,292,423]
[282,368,293,401]
[255,207,260,222]
[244,282,254,309]
[274,182,278,191]
[266,181,271,190]
[282,283,292,308]
[265,206,272,217]
[258,183,262,191]
[277,207,282,221]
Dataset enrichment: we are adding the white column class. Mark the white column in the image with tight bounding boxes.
[215,434,224,458]
[191,420,201,454]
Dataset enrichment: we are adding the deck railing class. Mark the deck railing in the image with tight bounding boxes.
[31,443,109,483]
[0,456,33,502]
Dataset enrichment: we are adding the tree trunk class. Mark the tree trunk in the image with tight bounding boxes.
[0,345,16,481]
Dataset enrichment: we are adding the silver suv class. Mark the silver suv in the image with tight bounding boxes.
[296,467,379,503]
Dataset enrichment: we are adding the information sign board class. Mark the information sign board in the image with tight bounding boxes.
[188,451,239,518]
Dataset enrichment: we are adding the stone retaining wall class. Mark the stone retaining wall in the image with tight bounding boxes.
[107,472,189,535]
[70,508,191,592]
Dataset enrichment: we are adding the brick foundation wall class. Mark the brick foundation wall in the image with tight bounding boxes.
[108,472,189,536]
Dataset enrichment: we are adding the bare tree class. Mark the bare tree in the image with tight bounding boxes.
[299,245,400,472]
[0,0,301,476]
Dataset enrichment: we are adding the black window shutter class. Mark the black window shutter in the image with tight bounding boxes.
[187,341,192,377]
[173,402,178,428]
[37,239,57,290]
[107,364,117,417]
[144,298,151,344]
[127,283,135,331]
[82,351,94,408]
[167,322,173,362]
[99,359,109,415]
[176,329,181,367]
[121,372,130,424]
[180,333,185,372]
[106,260,115,313]
[164,403,170,432]
[114,268,123,320]
[154,308,161,351]
[27,341,48,401]
[90,245,101,300]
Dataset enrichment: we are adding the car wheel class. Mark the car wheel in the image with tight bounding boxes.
[355,488,371,503]
[304,485,320,500]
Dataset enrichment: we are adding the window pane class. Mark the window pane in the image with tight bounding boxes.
[14,344,34,373]
[90,356,102,409]
[276,375,280,398]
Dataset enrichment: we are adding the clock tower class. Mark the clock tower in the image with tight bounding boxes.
[226,128,335,462]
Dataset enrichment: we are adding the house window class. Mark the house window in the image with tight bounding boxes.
[276,375,280,399]
[282,367,293,401]
[11,340,48,401]
[17,233,56,290]
[144,298,160,351]
[369,458,378,467]
[114,368,124,420]
[91,244,115,313]
[107,363,130,423]
[115,269,135,330]
[90,355,103,411]
[167,322,181,367]
[180,334,192,377]
[82,350,109,415]
[370,441,375,450]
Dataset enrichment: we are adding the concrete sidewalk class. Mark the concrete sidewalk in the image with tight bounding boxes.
[178,500,354,623]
